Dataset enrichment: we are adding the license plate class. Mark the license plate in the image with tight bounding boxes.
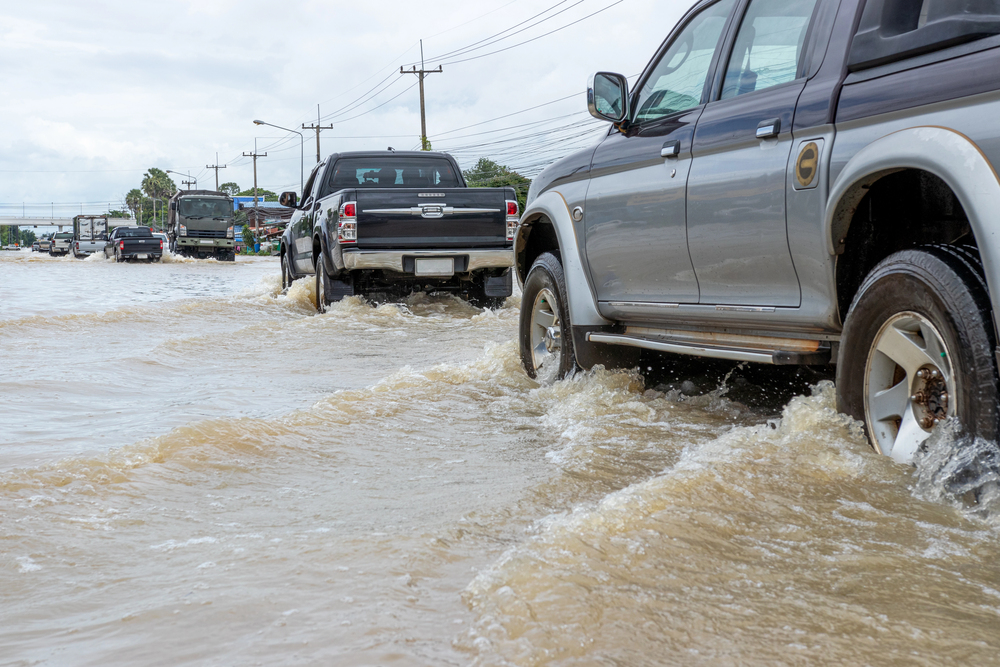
[137,254,147,259]
[415,258,454,276]
[199,239,214,245]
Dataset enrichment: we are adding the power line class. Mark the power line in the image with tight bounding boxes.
[439,0,625,66]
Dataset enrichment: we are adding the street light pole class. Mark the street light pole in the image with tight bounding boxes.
[166,170,197,190]
[253,119,304,195]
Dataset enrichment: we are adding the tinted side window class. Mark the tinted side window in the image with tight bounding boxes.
[720,0,819,100]
[633,0,736,123]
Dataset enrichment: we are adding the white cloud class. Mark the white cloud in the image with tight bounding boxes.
[0,0,695,214]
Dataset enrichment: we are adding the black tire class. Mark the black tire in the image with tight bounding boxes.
[115,248,124,263]
[837,247,999,461]
[315,249,329,313]
[281,252,293,291]
[519,252,577,382]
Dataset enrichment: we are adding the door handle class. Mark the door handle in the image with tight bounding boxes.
[661,140,681,158]
[756,118,781,139]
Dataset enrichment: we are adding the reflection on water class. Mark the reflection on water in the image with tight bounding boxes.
[1,250,998,666]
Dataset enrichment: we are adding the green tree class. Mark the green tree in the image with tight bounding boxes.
[141,168,176,202]
[20,229,37,246]
[237,188,277,202]
[125,189,144,220]
[108,210,129,218]
[219,182,241,196]
[463,158,531,213]
[241,223,257,251]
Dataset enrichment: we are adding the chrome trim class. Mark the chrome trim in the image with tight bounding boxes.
[715,305,776,313]
[609,301,680,309]
[588,333,776,364]
[342,248,514,273]
[364,205,501,219]
[418,193,446,198]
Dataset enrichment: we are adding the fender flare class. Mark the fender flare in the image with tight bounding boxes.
[516,190,610,327]
[826,126,1000,318]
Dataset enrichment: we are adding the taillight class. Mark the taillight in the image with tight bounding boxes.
[159,240,163,250]
[119,240,124,250]
[505,200,519,242]
[338,202,358,244]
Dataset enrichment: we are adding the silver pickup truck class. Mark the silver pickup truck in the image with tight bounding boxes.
[516,0,1000,466]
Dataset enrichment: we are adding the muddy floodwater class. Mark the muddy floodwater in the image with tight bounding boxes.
[2,247,999,666]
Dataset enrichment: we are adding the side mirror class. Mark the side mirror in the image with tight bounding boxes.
[587,72,629,123]
[279,191,298,208]
[169,202,176,211]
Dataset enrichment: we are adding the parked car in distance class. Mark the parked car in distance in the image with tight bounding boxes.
[49,232,73,256]
[517,0,1000,473]
[280,150,517,311]
[72,215,109,258]
[103,226,163,262]
[2,244,18,251]
[31,242,39,252]
[153,232,169,250]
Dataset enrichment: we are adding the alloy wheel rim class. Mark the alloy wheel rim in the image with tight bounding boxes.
[529,287,562,383]
[864,311,956,463]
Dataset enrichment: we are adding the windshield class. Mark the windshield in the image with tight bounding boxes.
[118,228,152,238]
[178,198,233,219]
[326,157,461,191]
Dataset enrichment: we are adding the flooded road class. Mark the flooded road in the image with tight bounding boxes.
[2,248,999,666]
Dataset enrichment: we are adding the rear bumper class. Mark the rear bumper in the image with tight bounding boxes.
[342,248,514,273]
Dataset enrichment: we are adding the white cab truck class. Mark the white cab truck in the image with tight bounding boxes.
[72,215,109,258]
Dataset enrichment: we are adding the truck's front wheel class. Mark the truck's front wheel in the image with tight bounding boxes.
[281,253,293,292]
[837,248,999,464]
[520,252,577,383]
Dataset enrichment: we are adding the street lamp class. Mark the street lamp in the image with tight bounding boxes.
[253,119,304,195]
[166,170,197,190]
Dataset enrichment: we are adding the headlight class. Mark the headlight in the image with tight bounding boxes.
[227,226,234,239]
[179,224,187,237]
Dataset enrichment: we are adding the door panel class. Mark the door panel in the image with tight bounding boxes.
[686,83,803,306]
[583,0,737,313]
[585,113,701,306]
[685,0,819,307]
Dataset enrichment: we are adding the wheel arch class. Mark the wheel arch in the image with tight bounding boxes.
[826,126,1000,328]
[514,191,609,328]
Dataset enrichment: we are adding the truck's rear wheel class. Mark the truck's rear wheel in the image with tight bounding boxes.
[837,248,999,463]
[281,253,293,292]
[315,250,330,313]
[520,252,577,383]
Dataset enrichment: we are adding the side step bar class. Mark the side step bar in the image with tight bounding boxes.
[586,332,832,366]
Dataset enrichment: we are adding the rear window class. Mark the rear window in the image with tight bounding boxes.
[850,0,1000,71]
[55,233,73,239]
[326,157,461,191]
[118,228,152,238]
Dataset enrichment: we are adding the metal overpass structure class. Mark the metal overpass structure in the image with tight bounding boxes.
[0,216,75,231]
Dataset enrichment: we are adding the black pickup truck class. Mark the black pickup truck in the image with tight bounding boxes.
[279,151,517,310]
[103,226,163,262]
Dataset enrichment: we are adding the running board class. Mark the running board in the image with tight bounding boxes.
[586,332,831,366]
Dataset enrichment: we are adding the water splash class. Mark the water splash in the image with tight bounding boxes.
[913,420,1000,520]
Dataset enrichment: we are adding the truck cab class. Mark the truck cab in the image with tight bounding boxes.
[167,190,236,261]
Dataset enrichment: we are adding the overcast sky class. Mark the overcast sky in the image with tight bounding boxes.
[1,0,696,217]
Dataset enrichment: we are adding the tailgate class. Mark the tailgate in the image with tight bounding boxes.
[355,188,508,249]
[123,239,160,253]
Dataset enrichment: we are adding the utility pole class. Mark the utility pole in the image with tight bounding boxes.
[303,105,334,164]
[182,179,196,190]
[243,145,267,234]
[207,153,226,190]
[400,40,442,151]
